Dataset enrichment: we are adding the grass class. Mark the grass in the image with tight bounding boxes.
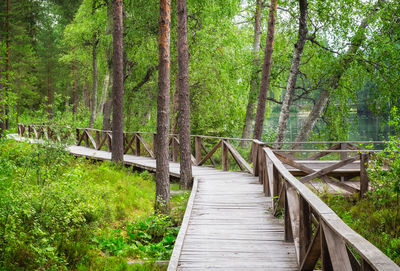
[0,138,190,270]
[321,193,400,265]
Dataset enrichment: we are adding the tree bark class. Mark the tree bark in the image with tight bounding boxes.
[5,0,10,129]
[98,73,110,117]
[156,0,171,214]
[240,0,262,148]
[0,60,4,135]
[111,0,124,163]
[171,77,179,134]
[177,0,192,189]
[89,38,99,128]
[292,2,383,149]
[72,52,78,121]
[252,0,278,141]
[47,44,53,120]
[274,0,308,148]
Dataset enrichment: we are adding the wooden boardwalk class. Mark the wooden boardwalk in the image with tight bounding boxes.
[65,145,298,270]
[13,130,400,270]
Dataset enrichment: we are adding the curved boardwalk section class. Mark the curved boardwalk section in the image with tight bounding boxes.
[66,145,298,270]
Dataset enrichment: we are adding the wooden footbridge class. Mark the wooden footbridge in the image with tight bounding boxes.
[15,124,400,270]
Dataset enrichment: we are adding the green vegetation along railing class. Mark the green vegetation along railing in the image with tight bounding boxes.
[17,123,400,270]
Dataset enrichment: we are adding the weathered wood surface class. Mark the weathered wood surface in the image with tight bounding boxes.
[57,144,298,270]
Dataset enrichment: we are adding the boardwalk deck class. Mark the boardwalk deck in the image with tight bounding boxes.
[65,145,298,270]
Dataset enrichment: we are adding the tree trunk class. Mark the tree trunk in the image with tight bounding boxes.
[274,0,308,148]
[102,74,113,130]
[99,4,113,121]
[84,81,90,108]
[177,0,192,189]
[98,73,110,117]
[47,45,53,120]
[240,0,262,148]
[111,0,124,163]
[292,3,383,149]
[171,77,179,134]
[252,0,278,141]
[0,61,4,135]
[72,57,78,121]
[89,38,99,128]
[155,0,171,214]
[5,0,10,129]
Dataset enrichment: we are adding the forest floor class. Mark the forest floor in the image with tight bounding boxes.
[0,139,189,271]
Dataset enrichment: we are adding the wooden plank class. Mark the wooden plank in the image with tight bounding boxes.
[224,141,253,174]
[197,140,222,166]
[360,153,369,198]
[136,133,155,158]
[321,221,353,271]
[286,185,300,263]
[222,140,229,171]
[300,225,321,270]
[200,141,217,167]
[299,156,359,183]
[195,136,202,164]
[299,195,312,264]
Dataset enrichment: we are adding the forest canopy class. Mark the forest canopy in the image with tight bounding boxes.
[0,0,399,141]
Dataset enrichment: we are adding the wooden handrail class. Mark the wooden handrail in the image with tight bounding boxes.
[262,147,399,270]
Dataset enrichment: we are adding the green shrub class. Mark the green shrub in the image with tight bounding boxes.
[0,139,160,270]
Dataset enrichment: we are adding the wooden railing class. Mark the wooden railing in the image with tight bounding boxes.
[251,141,398,270]
[16,123,399,269]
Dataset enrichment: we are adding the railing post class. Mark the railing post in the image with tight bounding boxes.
[222,139,229,171]
[360,152,369,198]
[340,142,348,182]
[258,144,264,184]
[135,133,141,156]
[172,136,179,162]
[252,141,259,176]
[153,133,157,159]
[95,131,100,150]
[284,185,293,242]
[195,136,202,164]
[76,128,80,143]
[299,195,312,263]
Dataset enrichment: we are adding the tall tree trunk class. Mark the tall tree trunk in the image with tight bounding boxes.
[47,45,53,120]
[274,0,308,148]
[292,2,383,149]
[84,81,90,108]
[252,0,278,141]
[72,49,78,122]
[0,61,4,135]
[102,75,113,131]
[89,38,99,128]
[177,0,192,189]
[171,77,179,134]
[111,0,124,162]
[156,0,171,214]
[240,0,262,148]
[5,0,10,129]
[98,73,110,117]
[99,3,114,123]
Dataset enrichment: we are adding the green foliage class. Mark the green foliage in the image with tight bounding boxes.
[94,215,179,261]
[0,139,183,270]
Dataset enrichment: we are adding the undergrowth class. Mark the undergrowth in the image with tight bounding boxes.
[0,138,189,270]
